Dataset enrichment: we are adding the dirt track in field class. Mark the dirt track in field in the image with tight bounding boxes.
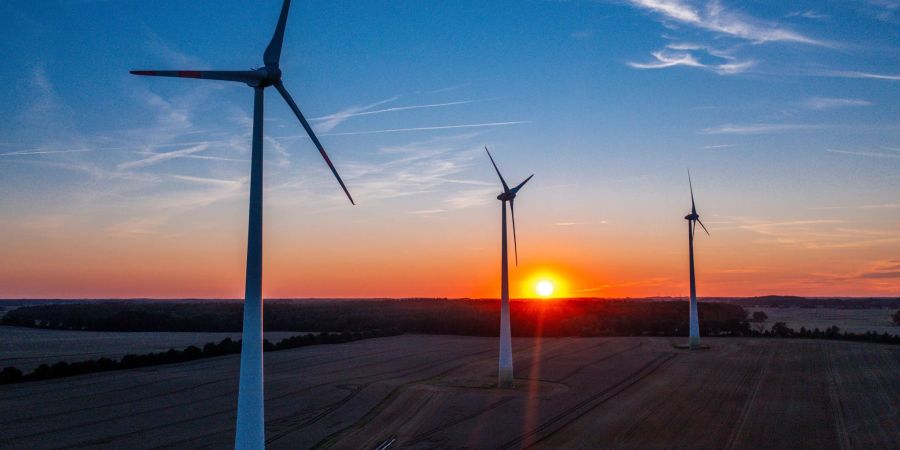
[1,336,897,449]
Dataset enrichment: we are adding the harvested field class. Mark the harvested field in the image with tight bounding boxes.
[0,335,896,449]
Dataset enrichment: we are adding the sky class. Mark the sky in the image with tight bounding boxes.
[0,0,898,299]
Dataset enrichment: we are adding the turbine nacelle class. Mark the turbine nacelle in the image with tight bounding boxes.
[686,171,710,236]
[253,65,282,88]
[497,192,516,202]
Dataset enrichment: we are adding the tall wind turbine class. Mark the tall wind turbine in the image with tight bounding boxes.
[486,147,533,388]
[685,172,709,350]
[130,1,354,448]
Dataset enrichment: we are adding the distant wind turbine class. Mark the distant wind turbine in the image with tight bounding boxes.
[685,171,709,350]
[486,147,533,388]
[130,1,354,448]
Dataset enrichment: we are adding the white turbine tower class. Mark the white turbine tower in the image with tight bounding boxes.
[485,147,533,388]
[130,1,354,448]
[685,172,709,350]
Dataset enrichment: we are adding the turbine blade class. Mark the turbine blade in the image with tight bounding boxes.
[688,170,696,215]
[484,147,509,192]
[697,218,710,236]
[130,70,262,84]
[275,82,354,205]
[510,199,519,267]
[264,0,291,66]
[511,174,534,194]
[692,220,697,237]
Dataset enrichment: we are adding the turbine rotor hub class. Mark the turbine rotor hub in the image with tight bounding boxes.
[498,192,515,201]
[685,213,699,221]
[251,65,282,88]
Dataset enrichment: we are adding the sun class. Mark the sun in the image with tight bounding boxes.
[535,280,555,297]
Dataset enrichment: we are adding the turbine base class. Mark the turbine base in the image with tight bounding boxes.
[689,335,701,349]
[497,367,514,389]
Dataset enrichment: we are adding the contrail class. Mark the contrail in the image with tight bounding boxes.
[319,121,529,137]
[0,149,93,157]
[311,99,488,121]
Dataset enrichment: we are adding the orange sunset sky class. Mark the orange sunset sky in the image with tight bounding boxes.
[1,0,898,299]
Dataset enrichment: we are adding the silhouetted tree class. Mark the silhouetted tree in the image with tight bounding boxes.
[771,322,794,337]
[1,366,23,384]
[751,311,768,322]
[893,310,900,326]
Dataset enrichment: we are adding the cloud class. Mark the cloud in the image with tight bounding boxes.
[860,271,900,279]
[785,10,829,20]
[728,216,900,250]
[105,216,170,237]
[701,144,736,149]
[116,143,211,170]
[555,221,591,226]
[826,149,900,159]
[0,149,93,157]
[701,123,821,134]
[858,260,900,279]
[138,89,192,130]
[628,50,755,74]
[445,187,498,209]
[628,0,827,45]
[628,51,704,69]
[332,134,495,203]
[313,99,488,133]
[823,71,900,81]
[859,203,900,209]
[318,121,529,137]
[312,97,399,133]
[801,97,872,110]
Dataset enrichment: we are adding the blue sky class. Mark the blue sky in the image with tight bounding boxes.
[0,0,898,298]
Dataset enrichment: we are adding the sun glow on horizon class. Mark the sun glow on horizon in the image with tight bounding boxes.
[521,269,571,299]
[536,280,554,297]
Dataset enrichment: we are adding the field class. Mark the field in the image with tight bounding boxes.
[748,307,897,335]
[1,335,896,449]
[0,326,298,372]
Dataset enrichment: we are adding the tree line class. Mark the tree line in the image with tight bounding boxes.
[0,329,398,385]
[2,299,752,336]
[751,322,900,344]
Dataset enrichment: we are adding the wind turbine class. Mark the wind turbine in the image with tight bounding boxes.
[485,147,533,388]
[130,1,354,448]
[685,172,709,350]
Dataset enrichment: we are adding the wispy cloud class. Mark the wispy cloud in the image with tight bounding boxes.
[116,143,211,170]
[312,99,486,133]
[701,123,821,134]
[801,97,872,110]
[318,121,529,137]
[785,10,829,20]
[555,221,605,226]
[627,50,754,74]
[826,148,900,159]
[823,70,900,81]
[311,97,398,133]
[851,260,900,282]
[701,144,737,149]
[728,216,900,250]
[859,203,900,209]
[409,208,446,216]
[0,149,93,157]
[333,134,496,204]
[628,0,827,45]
